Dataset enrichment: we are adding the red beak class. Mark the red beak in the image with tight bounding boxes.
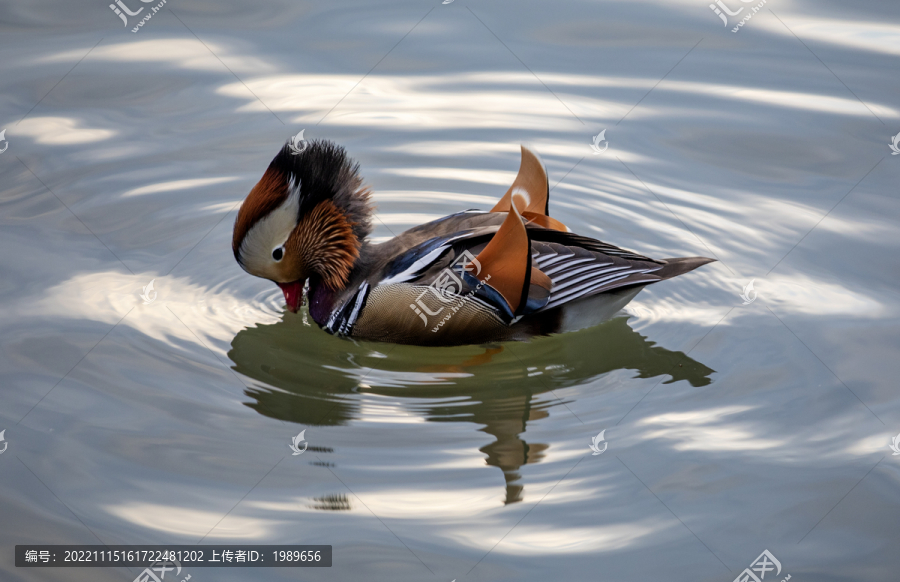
[277,280,305,313]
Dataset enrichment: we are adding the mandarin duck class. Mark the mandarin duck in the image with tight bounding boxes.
[232,140,714,346]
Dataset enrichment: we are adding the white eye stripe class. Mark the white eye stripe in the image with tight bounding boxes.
[238,183,300,277]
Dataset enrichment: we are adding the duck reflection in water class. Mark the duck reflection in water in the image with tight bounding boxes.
[229,314,714,505]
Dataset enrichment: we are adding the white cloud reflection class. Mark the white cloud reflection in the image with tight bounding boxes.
[107,502,271,539]
[41,39,274,73]
[216,71,898,125]
[122,177,241,197]
[638,406,784,452]
[760,15,900,57]
[15,116,116,145]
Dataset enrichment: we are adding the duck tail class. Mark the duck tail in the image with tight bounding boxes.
[655,256,716,280]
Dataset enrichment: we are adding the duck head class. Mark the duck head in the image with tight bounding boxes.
[232,140,373,312]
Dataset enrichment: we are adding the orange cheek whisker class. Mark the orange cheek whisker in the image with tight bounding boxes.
[287,199,361,290]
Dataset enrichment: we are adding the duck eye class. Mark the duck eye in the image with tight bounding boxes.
[272,247,284,261]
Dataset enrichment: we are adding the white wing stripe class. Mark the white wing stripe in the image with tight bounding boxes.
[378,245,451,285]
[544,274,634,309]
[536,256,567,269]
[538,255,575,269]
[542,257,596,276]
[550,266,633,292]
[549,264,628,286]
[378,232,477,286]
[545,270,654,308]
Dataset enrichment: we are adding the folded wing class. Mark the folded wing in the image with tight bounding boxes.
[369,144,713,326]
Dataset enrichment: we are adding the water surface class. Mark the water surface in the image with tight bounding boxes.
[1,1,899,581]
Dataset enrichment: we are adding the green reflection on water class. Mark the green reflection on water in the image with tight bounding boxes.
[229,314,714,504]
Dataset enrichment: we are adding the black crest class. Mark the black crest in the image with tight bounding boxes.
[269,139,373,242]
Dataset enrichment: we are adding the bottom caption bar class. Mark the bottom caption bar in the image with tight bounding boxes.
[15,546,331,568]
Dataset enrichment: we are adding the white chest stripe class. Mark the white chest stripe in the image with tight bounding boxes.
[340,282,370,334]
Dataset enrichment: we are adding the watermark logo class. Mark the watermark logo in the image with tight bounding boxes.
[134,558,190,582]
[709,0,767,32]
[889,131,900,155]
[0,429,7,455]
[0,129,8,154]
[589,430,608,455]
[890,432,900,455]
[110,0,145,26]
[590,129,608,154]
[140,279,157,304]
[289,430,308,455]
[130,0,169,33]
[109,0,170,33]
[740,279,757,305]
[734,550,789,582]
[288,130,308,155]
[710,0,743,25]
[410,251,492,332]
